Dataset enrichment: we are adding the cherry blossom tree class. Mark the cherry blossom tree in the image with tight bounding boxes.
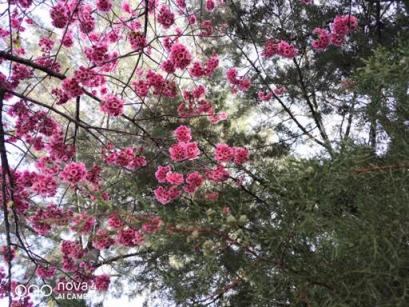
[0,0,408,306]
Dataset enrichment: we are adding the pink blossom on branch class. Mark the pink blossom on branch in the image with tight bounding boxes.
[215,143,234,162]
[174,125,192,142]
[166,172,184,185]
[117,228,143,247]
[262,40,298,58]
[93,229,114,250]
[157,5,175,29]
[94,275,111,292]
[60,162,87,185]
[312,15,358,51]
[154,186,182,205]
[50,2,69,29]
[96,0,113,12]
[169,142,200,162]
[129,32,147,51]
[36,266,56,279]
[100,95,124,116]
[155,165,172,183]
[226,67,252,93]
[169,43,192,70]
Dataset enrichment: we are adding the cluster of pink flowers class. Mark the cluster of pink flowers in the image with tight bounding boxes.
[169,141,200,162]
[176,0,186,10]
[92,229,114,250]
[200,20,214,37]
[169,43,192,70]
[263,40,298,59]
[0,61,30,93]
[62,30,74,47]
[104,146,147,170]
[107,214,123,229]
[31,173,57,197]
[10,103,56,138]
[70,213,96,234]
[84,44,110,66]
[4,99,109,238]
[214,144,249,165]
[7,100,85,183]
[177,85,228,124]
[133,70,177,98]
[30,204,73,235]
[162,37,174,51]
[165,171,184,185]
[129,31,146,51]
[146,0,158,12]
[94,275,111,292]
[51,88,70,105]
[74,66,106,88]
[61,240,84,259]
[258,91,273,101]
[60,162,88,184]
[311,28,331,50]
[157,5,175,29]
[11,64,33,86]
[39,37,54,53]
[0,27,9,38]
[188,14,196,25]
[36,266,56,279]
[100,94,124,116]
[162,59,176,74]
[258,86,286,101]
[189,54,219,78]
[96,0,112,12]
[50,2,69,29]
[206,0,216,11]
[332,15,359,36]
[184,171,204,193]
[226,67,251,92]
[78,4,95,34]
[167,124,200,162]
[116,228,144,247]
[312,15,358,50]
[0,246,16,263]
[155,165,172,183]
[206,164,230,182]
[93,213,162,248]
[62,77,83,98]
[133,79,149,97]
[154,185,182,205]
[148,70,177,97]
[15,0,32,9]
[174,125,192,142]
[154,126,206,204]
[37,155,60,174]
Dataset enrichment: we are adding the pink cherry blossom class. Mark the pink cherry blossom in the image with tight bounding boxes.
[169,43,192,70]
[100,95,124,116]
[166,172,184,185]
[174,125,192,142]
[60,162,87,184]
[94,275,110,291]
